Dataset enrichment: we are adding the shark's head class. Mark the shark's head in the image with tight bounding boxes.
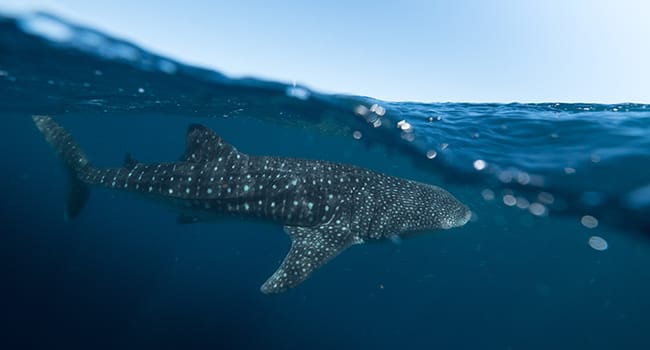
[426,186,472,230]
[372,182,471,238]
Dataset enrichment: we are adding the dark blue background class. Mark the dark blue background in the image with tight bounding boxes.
[2,113,650,349]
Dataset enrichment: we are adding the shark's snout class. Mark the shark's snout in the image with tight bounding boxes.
[438,202,471,229]
[456,206,472,227]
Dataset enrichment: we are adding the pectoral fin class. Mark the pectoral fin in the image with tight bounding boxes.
[261,225,354,294]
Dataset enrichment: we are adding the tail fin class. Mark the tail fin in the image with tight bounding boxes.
[32,115,91,220]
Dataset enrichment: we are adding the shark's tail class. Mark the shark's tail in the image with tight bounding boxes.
[33,115,92,220]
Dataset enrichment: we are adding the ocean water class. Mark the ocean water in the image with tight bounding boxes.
[2,12,650,350]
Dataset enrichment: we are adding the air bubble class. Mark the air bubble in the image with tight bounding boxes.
[588,236,608,251]
[481,189,495,201]
[503,194,516,206]
[397,120,412,132]
[581,215,599,229]
[528,203,547,216]
[354,105,369,116]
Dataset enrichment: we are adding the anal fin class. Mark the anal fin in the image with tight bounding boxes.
[261,225,355,294]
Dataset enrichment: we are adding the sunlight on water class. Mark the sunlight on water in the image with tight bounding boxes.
[19,13,73,42]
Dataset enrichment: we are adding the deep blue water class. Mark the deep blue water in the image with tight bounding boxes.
[2,12,650,349]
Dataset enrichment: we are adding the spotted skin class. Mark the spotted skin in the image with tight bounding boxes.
[33,115,471,294]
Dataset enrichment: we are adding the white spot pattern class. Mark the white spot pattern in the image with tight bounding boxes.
[33,117,470,296]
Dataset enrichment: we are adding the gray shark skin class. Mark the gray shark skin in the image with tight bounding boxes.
[33,115,471,294]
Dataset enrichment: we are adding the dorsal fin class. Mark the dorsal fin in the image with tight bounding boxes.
[181,124,241,163]
[123,152,138,169]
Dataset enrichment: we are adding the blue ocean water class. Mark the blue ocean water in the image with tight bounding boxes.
[2,12,650,349]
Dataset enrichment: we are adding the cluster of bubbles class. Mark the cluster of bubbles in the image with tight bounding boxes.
[353,103,441,147]
[481,188,551,217]
[396,120,415,142]
[473,158,607,250]
[354,103,386,128]
[350,103,610,252]
[352,103,388,139]
[473,158,553,218]
[482,187,608,251]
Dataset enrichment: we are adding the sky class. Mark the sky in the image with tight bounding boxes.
[1,0,649,103]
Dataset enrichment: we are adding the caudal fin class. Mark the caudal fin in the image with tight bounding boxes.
[33,115,91,220]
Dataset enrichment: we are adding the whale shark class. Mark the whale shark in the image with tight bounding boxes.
[33,115,471,293]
